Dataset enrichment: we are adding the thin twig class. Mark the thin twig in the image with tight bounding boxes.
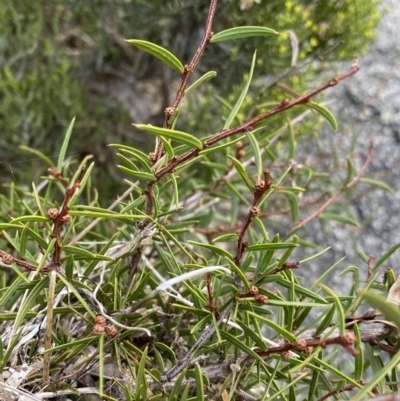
[154,63,360,181]
[154,0,218,161]
[293,140,374,230]
[161,301,234,381]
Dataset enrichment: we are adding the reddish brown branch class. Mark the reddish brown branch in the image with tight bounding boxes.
[0,250,53,272]
[317,383,362,401]
[0,165,87,273]
[234,171,271,267]
[204,274,218,315]
[48,165,86,265]
[266,261,299,276]
[256,332,359,358]
[154,0,218,161]
[154,63,360,181]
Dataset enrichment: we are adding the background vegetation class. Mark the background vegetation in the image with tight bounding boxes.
[0,0,381,197]
[2,1,400,401]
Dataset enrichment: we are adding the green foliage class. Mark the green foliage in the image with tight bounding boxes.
[0,1,398,401]
[0,0,382,199]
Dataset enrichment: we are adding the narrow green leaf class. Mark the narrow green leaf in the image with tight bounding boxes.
[227,156,254,192]
[185,71,217,94]
[268,300,327,307]
[226,179,250,205]
[374,242,400,272]
[278,279,329,304]
[211,26,279,42]
[247,131,262,177]
[136,347,149,399]
[356,249,369,263]
[287,120,296,159]
[154,342,177,365]
[161,137,175,159]
[10,216,49,224]
[255,233,279,276]
[352,345,400,400]
[62,245,114,261]
[69,210,143,220]
[247,311,297,342]
[339,265,360,295]
[57,275,95,318]
[319,284,345,335]
[365,344,385,393]
[267,373,308,401]
[360,177,396,195]
[344,157,355,186]
[319,212,360,227]
[385,267,396,289]
[75,161,94,200]
[187,240,234,260]
[65,255,74,280]
[227,259,250,291]
[353,323,364,382]
[180,383,190,401]
[134,124,203,149]
[314,304,336,337]
[19,227,28,259]
[247,242,298,251]
[116,153,139,172]
[212,233,239,243]
[110,146,152,173]
[19,146,55,168]
[314,356,363,390]
[224,50,256,129]
[236,320,268,350]
[194,364,204,401]
[306,102,338,131]
[169,368,187,401]
[98,333,104,395]
[13,277,48,331]
[281,191,298,223]
[220,331,267,365]
[125,39,184,74]
[252,217,269,242]
[0,276,28,310]
[308,357,321,400]
[299,246,331,264]
[57,117,75,171]
[362,291,400,329]
[277,235,298,267]
[117,165,155,182]
[199,135,245,156]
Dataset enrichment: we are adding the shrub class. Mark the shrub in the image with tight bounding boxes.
[0,1,398,401]
[0,0,382,199]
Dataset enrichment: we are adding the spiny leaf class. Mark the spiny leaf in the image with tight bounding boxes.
[125,39,184,74]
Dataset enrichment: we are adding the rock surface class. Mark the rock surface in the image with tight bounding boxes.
[297,0,400,288]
